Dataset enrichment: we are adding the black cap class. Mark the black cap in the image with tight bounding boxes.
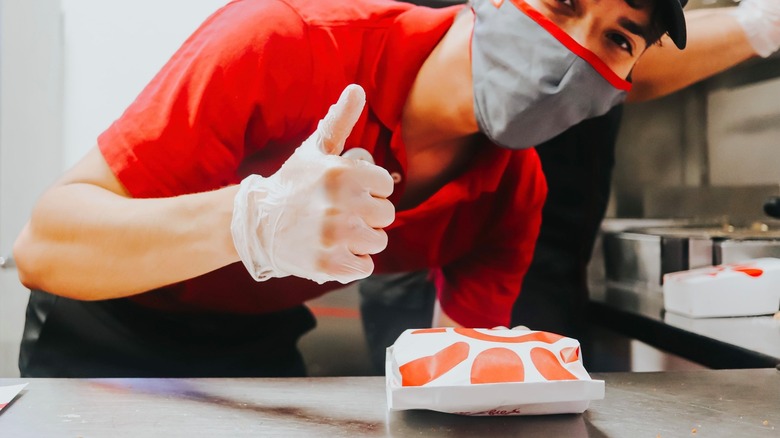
[661,0,687,49]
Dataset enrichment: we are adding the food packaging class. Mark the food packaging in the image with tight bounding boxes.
[385,328,604,416]
[663,257,780,318]
[0,384,27,412]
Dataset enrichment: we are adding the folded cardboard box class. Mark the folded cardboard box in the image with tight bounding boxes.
[386,328,604,416]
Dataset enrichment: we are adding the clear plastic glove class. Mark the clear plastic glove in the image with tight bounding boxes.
[231,84,395,284]
[491,325,531,331]
[732,0,780,58]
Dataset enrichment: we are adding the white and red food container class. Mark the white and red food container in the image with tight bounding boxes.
[663,257,780,318]
[385,328,604,416]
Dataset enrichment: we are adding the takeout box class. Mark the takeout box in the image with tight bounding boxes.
[385,328,604,416]
[663,257,780,318]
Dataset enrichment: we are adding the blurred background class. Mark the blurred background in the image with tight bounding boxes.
[1,0,778,377]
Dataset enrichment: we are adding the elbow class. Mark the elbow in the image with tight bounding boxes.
[14,224,118,301]
[13,225,46,291]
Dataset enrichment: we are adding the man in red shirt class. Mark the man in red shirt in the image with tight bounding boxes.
[14,0,688,377]
[359,0,780,374]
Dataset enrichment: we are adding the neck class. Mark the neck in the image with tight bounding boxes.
[395,9,482,210]
[401,8,478,154]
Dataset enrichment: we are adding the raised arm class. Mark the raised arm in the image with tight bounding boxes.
[627,8,754,102]
[629,0,780,102]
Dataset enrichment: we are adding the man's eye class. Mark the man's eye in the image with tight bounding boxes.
[608,33,634,56]
[556,0,574,9]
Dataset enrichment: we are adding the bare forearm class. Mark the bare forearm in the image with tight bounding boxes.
[14,183,239,300]
[628,8,756,102]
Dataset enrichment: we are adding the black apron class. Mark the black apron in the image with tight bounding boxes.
[512,106,623,345]
[19,290,316,378]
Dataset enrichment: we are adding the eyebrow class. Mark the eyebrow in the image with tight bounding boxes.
[618,17,650,47]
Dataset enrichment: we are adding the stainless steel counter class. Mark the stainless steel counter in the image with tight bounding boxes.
[1,369,779,437]
[589,284,780,368]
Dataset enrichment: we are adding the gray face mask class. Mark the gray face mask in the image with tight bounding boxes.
[471,0,631,150]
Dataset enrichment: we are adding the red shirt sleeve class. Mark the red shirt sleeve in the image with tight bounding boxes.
[98,0,313,198]
[432,149,548,328]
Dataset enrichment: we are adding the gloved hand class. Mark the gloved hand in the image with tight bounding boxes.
[231,84,395,284]
[732,0,780,58]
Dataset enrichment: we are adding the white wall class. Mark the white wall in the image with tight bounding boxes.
[0,0,63,377]
[61,0,229,168]
[0,0,228,377]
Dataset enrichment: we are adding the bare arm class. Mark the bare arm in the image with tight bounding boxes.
[13,146,239,300]
[13,85,393,301]
[628,8,756,103]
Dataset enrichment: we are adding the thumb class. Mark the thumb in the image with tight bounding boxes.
[314,84,366,156]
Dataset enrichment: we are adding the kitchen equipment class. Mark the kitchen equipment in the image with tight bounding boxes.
[764,196,780,218]
[603,220,780,292]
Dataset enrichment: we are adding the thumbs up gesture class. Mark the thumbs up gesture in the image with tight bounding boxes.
[231,84,395,284]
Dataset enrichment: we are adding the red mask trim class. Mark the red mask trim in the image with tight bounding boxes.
[508,0,632,92]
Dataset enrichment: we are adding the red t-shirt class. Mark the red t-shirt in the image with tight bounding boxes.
[98,0,547,328]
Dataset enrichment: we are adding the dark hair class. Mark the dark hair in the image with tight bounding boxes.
[625,0,668,48]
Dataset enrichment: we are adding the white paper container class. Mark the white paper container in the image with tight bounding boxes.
[0,384,27,412]
[663,257,780,318]
[385,328,604,416]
